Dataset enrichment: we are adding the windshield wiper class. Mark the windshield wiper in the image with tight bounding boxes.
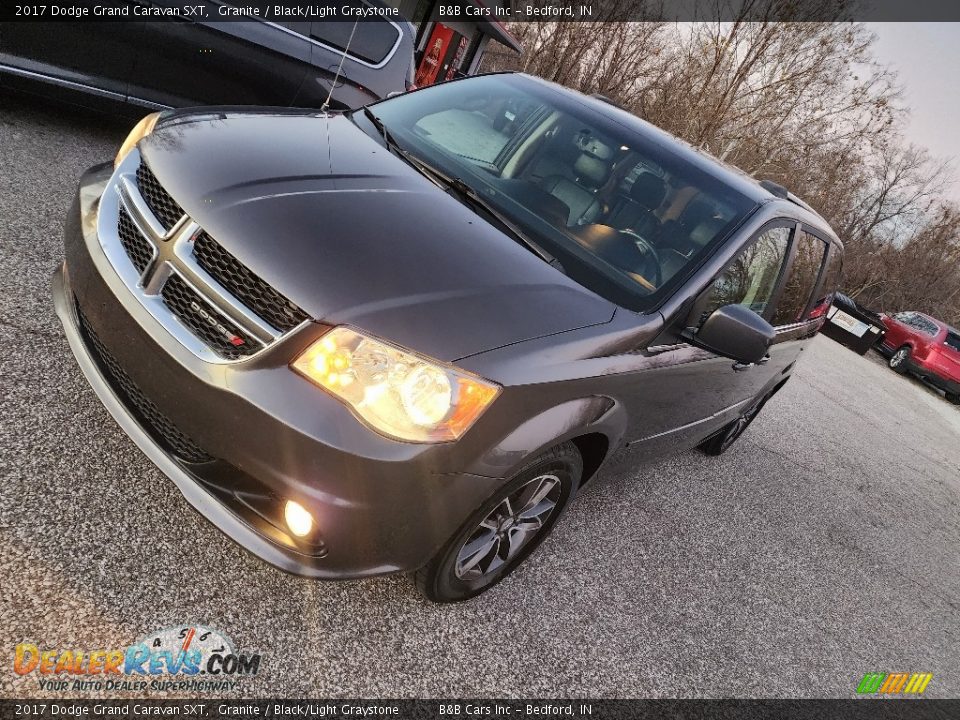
[359,107,561,269]
[361,106,401,150]
[443,177,561,268]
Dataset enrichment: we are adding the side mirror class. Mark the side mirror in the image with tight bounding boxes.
[692,304,775,365]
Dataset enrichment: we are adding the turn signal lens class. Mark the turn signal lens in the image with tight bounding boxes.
[284,500,314,538]
[114,112,161,167]
[291,327,500,442]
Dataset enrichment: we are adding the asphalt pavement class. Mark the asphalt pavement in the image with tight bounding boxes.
[1,89,959,699]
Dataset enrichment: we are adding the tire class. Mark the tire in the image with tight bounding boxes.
[415,442,582,603]
[946,393,960,405]
[889,345,911,374]
[698,391,770,456]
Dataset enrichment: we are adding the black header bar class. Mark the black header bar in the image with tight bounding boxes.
[2,699,959,720]
[3,0,960,23]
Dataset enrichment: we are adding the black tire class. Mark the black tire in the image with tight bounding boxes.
[946,392,960,405]
[698,391,771,456]
[889,345,911,374]
[415,442,582,603]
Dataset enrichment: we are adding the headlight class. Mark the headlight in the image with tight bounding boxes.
[114,112,162,167]
[291,327,500,442]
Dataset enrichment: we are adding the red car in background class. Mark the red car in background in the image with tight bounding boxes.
[878,311,960,404]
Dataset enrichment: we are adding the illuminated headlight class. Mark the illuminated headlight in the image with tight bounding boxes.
[291,328,500,442]
[114,112,162,167]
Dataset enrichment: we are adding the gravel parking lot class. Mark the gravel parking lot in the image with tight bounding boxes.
[2,90,959,699]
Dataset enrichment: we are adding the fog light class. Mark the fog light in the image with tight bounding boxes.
[284,500,314,537]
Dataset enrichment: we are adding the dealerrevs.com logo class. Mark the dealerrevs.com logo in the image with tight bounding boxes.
[13,626,261,693]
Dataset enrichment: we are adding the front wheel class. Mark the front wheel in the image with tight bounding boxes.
[698,391,771,456]
[890,345,911,374]
[415,442,582,602]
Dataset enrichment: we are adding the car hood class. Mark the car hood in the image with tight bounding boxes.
[140,110,615,362]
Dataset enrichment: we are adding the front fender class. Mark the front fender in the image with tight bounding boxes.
[463,396,627,481]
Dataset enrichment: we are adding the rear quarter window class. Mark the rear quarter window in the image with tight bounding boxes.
[312,20,399,65]
[918,317,941,336]
[945,332,960,352]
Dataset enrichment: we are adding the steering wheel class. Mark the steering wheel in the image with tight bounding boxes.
[619,229,663,287]
[571,224,663,290]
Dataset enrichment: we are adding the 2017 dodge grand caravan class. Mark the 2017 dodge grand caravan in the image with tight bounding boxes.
[54,73,843,601]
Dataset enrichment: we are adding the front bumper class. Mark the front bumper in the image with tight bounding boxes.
[54,163,503,579]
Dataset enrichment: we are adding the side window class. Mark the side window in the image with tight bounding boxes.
[771,230,828,326]
[808,242,841,318]
[311,20,399,65]
[820,244,842,299]
[697,225,791,323]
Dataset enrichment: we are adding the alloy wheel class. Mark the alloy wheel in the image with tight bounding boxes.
[454,474,561,579]
[891,347,909,368]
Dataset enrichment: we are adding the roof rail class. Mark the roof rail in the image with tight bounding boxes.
[759,179,789,198]
[759,178,824,219]
[786,192,821,217]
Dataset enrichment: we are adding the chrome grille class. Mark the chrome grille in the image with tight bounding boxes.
[136,161,184,230]
[161,275,258,361]
[78,305,214,464]
[193,232,309,332]
[117,206,154,275]
[98,150,306,364]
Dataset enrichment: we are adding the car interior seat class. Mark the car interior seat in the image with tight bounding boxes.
[540,137,613,226]
[657,196,727,281]
[605,172,668,240]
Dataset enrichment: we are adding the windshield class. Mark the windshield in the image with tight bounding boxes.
[363,74,756,312]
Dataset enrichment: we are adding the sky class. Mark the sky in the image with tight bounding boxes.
[868,23,960,203]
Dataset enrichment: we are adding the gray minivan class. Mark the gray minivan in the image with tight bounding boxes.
[54,73,842,601]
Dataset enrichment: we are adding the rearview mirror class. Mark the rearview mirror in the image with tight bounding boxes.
[693,304,775,365]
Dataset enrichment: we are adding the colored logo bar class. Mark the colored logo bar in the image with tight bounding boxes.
[857,672,933,694]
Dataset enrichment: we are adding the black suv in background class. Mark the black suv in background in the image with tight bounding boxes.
[0,4,415,112]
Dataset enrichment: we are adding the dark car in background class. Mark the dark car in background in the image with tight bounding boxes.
[54,73,843,601]
[878,311,960,404]
[0,3,415,112]
[820,292,885,355]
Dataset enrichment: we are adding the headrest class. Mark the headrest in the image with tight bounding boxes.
[576,135,613,160]
[575,154,610,188]
[630,173,667,210]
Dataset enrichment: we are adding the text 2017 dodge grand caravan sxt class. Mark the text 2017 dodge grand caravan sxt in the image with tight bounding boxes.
[54,73,842,601]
